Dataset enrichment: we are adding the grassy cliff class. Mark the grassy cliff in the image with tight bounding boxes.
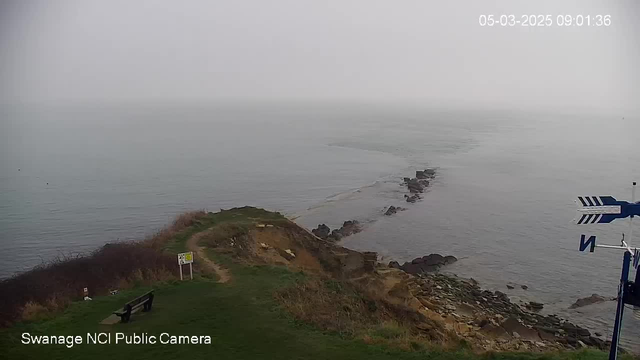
[0,207,635,360]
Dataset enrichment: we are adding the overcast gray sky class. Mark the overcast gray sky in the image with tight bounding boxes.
[0,0,638,112]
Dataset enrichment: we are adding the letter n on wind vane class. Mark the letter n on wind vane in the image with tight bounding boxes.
[579,234,596,253]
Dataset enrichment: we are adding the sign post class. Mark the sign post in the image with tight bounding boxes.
[177,252,194,280]
[575,182,639,360]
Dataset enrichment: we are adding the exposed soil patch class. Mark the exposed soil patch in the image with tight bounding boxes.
[186,229,231,283]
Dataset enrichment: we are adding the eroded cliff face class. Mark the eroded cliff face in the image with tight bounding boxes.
[199,211,607,353]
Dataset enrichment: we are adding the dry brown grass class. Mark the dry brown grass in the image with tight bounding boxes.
[275,277,379,334]
[275,276,451,350]
[201,223,249,248]
[20,301,50,322]
[0,210,207,327]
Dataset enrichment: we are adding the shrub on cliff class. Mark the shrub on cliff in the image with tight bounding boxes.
[0,242,177,326]
[0,210,208,327]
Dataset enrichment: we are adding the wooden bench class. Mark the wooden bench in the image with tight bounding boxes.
[113,290,154,323]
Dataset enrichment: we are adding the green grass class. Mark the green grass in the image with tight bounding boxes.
[163,207,289,254]
[1,256,628,360]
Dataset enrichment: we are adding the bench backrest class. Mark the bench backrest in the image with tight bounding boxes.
[125,290,154,307]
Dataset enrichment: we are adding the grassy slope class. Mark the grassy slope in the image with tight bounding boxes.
[0,207,632,360]
[163,207,289,254]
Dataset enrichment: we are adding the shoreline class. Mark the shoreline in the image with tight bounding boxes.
[0,160,634,354]
[303,169,613,352]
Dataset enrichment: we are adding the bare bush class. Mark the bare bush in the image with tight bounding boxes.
[0,210,207,327]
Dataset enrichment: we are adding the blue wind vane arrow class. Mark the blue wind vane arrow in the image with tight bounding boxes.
[575,196,640,225]
[573,183,640,360]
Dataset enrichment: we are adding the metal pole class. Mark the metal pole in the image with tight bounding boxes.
[629,182,636,247]
[189,263,193,280]
[179,264,183,281]
[609,251,631,360]
[635,260,640,320]
[629,181,640,320]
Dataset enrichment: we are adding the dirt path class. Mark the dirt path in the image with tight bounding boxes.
[186,229,231,283]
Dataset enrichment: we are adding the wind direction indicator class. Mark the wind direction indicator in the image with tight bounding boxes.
[575,196,640,224]
[575,182,639,360]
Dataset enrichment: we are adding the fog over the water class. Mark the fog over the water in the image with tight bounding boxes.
[0,0,638,113]
[2,0,640,352]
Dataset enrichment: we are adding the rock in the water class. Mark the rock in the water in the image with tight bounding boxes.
[424,168,436,177]
[312,224,331,239]
[388,261,401,269]
[406,178,424,193]
[528,301,544,310]
[405,194,420,203]
[422,254,445,266]
[329,229,343,241]
[325,220,363,241]
[399,254,457,275]
[385,206,398,216]
[521,285,528,290]
[506,284,515,290]
[443,255,457,265]
[338,220,361,236]
[416,170,427,179]
[569,294,612,309]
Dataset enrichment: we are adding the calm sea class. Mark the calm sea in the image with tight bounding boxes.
[1,103,638,351]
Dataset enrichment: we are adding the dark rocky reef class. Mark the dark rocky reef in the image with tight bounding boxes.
[402,168,436,201]
[569,294,615,309]
[312,220,362,241]
[311,224,331,239]
[389,253,458,275]
[384,205,406,216]
[407,273,610,351]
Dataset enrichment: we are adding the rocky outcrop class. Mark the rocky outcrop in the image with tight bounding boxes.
[312,221,362,241]
[526,301,544,311]
[569,294,614,309]
[392,254,458,275]
[401,168,436,202]
[405,194,420,203]
[311,224,331,239]
[384,205,406,216]
[388,261,401,269]
[398,272,609,351]
[335,220,361,237]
